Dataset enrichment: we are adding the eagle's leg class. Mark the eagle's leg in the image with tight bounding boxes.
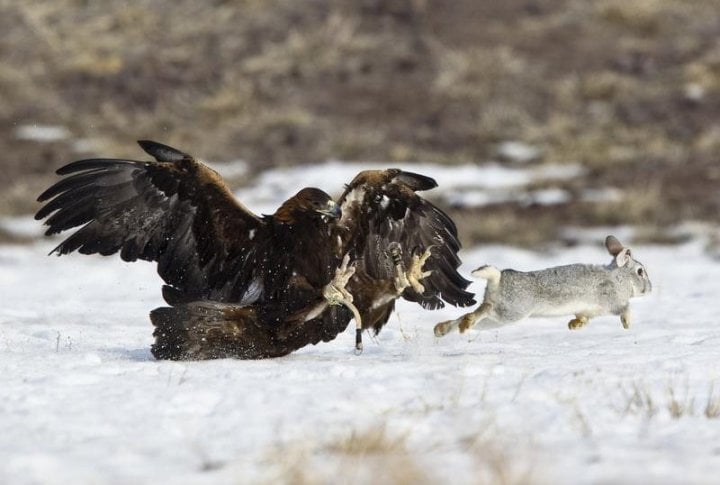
[322,254,364,354]
[389,244,433,295]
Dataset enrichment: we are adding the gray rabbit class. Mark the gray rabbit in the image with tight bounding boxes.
[434,236,652,337]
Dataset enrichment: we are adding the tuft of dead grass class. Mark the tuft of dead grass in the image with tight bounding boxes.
[619,381,659,420]
[617,380,720,421]
[265,425,431,485]
[704,384,720,419]
[263,422,533,485]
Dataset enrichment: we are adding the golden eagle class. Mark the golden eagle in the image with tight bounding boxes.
[35,141,475,359]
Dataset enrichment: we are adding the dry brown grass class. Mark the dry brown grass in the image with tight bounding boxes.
[617,380,720,421]
[264,422,533,485]
[704,384,720,419]
[3,0,720,246]
[264,425,430,485]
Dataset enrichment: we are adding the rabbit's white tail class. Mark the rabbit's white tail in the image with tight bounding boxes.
[471,265,501,284]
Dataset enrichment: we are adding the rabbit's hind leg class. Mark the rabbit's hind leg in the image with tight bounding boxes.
[433,318,458,337]
[568,315,589,330]
[434,302,496,337]
[458,302,493,333]
[434,302,493,337]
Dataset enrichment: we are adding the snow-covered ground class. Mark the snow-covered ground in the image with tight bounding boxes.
[229,160,584,214]
[2,160,720,484]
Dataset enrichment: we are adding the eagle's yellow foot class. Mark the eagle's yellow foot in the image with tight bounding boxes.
[322,254,363,353]
[390,244,433,295]
[323,254,355,306]
[568,315,589,330]
[407,248,434,294]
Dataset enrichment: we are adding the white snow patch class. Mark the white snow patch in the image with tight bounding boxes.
[497,140,541,163]
[2,237,720,484]
[71,138,103,154]
[235,161,584,213]
[581,187,624,203]
[0,216,46,239]
[204,159,249,180]
[15,124,71,142]
[444,189,518,208]
[525,188,571,206]
[684,82,705,102]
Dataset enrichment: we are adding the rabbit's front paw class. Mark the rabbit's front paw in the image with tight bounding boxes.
[621,310,631,329]
[568,315,589,330]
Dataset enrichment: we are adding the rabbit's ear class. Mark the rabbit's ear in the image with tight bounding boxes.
[605,235,625,256]
[615,248,632,267]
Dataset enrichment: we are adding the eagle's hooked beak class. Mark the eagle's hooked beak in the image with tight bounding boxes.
[317,200,342,220]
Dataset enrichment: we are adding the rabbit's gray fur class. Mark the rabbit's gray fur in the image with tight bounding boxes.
[434,236,652,337]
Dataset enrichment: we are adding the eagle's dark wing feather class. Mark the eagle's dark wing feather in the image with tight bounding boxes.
[35,140,262,302]
[373,196,471,309]
[337,169,475,332]
[37,143,474,359]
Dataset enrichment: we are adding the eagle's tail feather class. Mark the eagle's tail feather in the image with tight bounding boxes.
[150,302,276,360]
[150,306,189,360]
[150,301,355,361]
[161,285,195,305]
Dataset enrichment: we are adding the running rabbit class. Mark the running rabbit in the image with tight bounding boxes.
[434,236,652,337]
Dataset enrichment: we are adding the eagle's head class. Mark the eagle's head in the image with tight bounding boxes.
[274,188,341,224]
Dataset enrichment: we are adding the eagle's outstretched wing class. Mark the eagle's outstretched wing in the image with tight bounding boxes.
[36,145,474,359]
[337,169,476,333]
[35,140,262,302]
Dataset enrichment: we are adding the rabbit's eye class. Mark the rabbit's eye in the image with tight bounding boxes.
[637,268,644,277]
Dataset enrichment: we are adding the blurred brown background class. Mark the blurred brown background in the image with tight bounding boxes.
[2,0,719,245]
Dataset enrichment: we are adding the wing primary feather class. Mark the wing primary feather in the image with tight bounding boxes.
[56,159,138,176]
[48,222,96,255]
[137,140,190,162]
[42,197,97,234]
[37,167,126,203]
[37,180,125,222]
[393,171,438,191]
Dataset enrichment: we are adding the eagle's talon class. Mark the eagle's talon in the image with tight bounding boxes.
[323,254,356,306]
[410,281,425,294]
[322,285,344,306]
[415,247,433,265]
[322,254,364,352]
[395,247,433,295]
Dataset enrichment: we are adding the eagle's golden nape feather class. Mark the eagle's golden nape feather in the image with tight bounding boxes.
[273,187,341,225]
[36,141,475,360]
